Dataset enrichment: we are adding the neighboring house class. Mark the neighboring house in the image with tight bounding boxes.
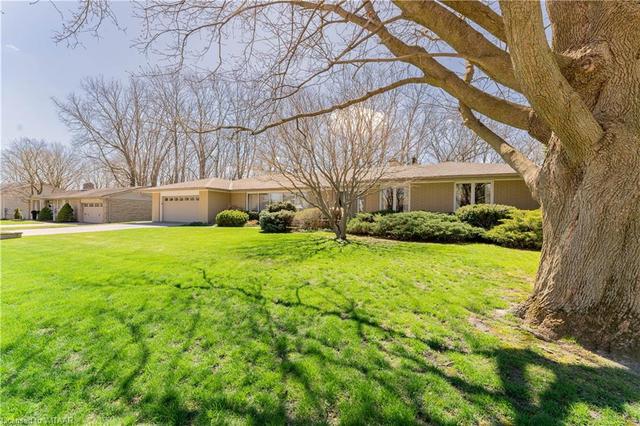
[143,162,539,224]
[31,183,152,223]
[0,183,56,219]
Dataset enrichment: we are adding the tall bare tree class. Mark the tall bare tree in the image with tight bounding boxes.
[57,1,640,353]
[1,138,79,195]
[54,76,169,187]
[264,94,398,240]
[39,142,82,190]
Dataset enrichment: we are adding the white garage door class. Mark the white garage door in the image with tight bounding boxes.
[162,195,200,223]
[82,202,104,223]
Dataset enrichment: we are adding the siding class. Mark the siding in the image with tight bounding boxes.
[494,180,538,210]
[107,198,152,222]
[151,193,161,222]
[202,190,230,223]
[230,192,246,210]
[410,182,454,212]
[363,190,379,212]
[0,193,30,219]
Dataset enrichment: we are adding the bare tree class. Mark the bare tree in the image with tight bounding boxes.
[54,76,170,187]
[1,138,79,196]
[264,94,398,240]
[1,138,48,197]
[57,1,640,352]
[39,142,82,190]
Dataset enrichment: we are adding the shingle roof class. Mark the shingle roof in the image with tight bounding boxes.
[143,177,233,192]
[144,162,520,192]
[36,187,146,200]
[383,162,518,180]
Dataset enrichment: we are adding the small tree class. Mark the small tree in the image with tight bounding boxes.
[13,208,23,220]
[37,206,53,221]
[56,203,75,222]
[264,95,398,241]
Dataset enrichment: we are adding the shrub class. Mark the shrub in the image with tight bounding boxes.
[292,208,329,230]
[348,211,483,243]
[376,211,484,242]
[371,209,395,216]
[13,208,23,220]
[485,209,543,250]
[346,215,380,235]
[245,210,260,221]
[266,201,297,213]
[55,203,75,222]
[455,204,516,229]
[37,206,53,221]
[182,221,209,227]
[259,210,295,233]
[354,212,376,223]
[216,209,249,227]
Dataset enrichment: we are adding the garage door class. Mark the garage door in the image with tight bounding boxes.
[82,202,103,223]
[162,195,200,223]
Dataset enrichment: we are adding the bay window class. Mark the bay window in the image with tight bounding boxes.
[454,182,492,210]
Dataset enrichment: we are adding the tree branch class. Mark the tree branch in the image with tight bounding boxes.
[441,0,506,43]
[500,1,603,163]
[394,0,519,91]
[294,0,533,132]
[189,76,429,135]
[459,63,539,198]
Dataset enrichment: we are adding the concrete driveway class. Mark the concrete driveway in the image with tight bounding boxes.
[16,222,180,237]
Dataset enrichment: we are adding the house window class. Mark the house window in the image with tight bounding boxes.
[248,192,307,211]
[455,182,492,210]
[380,186,408,212]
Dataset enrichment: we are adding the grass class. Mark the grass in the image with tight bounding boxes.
[0,223,74,230]
[1,228,638,425]
[0,219,40,224]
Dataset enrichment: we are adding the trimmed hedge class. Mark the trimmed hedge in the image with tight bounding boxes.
[56,203,75,222]
[216,210,249,227]
[455,204,516,229]
[485,209,543,250]
[292,208,329,230]
[259,210,295,233]
[13,208,23,220]
[37,206,53,221]
[348,211,484,243]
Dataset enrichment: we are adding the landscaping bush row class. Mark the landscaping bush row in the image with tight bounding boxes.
[347,211,484,243]
[347,204,543,249]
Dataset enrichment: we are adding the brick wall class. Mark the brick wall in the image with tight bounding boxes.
[108,198,152,222]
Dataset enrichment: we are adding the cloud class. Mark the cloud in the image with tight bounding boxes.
[5,44,20,52]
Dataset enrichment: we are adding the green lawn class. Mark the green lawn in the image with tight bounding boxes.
[0,223,74,230]
[1,228,638,425]
[0,219,40,224]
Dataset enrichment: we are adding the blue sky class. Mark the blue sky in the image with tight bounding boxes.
[1,1,148,147]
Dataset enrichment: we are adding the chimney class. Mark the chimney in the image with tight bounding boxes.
[82,182,95,191]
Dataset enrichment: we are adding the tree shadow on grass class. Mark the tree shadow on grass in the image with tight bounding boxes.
[4,268,638,425]
[170,269,640,425]
[232,234,401,263]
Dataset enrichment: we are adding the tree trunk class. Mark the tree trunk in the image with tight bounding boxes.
[516,1,640,354]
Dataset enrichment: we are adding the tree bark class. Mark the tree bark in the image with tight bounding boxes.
[509,1,640,354]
